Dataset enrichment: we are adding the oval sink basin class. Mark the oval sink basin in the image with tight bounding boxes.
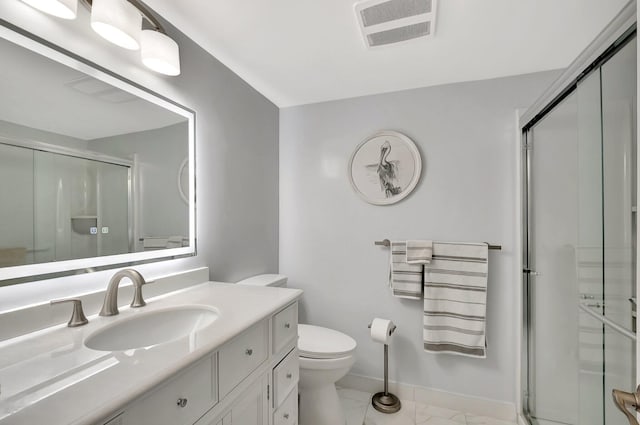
[85,306,219,351]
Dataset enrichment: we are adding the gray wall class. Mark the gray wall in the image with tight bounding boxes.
[279,71,559,404]
[0,2,278,310]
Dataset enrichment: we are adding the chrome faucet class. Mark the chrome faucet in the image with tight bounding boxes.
[99,269,147,316]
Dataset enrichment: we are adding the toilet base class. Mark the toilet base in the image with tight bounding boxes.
[372,391,401,414]
[299,384,345,425]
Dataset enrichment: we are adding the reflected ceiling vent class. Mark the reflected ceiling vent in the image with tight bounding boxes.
[66,76,138,103]
[355,0,437,48]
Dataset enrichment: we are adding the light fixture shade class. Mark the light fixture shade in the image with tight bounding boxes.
[141,30,181,76]
[20,0,77,19]
[91,0,141,50]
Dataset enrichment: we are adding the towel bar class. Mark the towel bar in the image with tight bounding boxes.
[374,239,502,250]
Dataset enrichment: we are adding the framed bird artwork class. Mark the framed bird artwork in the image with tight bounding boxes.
[348,130,422,205]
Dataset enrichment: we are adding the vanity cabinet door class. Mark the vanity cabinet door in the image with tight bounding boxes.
[197,376,268,425]
[121,354,217,425]
[218,320,268,398]
[272,348,299,407]
[227,375,268,425]
[273,303,298,355]
[273,386,298,425]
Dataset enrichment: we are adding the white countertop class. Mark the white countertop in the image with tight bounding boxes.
[0,282,302,425]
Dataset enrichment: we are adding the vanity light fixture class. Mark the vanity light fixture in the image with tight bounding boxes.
[19,0,181,76]
[141,29,180,76]
[20,0,78,19]
[90,0,141,50]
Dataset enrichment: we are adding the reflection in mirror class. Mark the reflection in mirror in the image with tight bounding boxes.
[0,27,195,283]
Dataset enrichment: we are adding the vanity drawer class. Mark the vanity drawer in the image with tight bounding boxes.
[273,386,298,425]
[273,348,299,407]
[219,320,268,398]
[273,303,298,354]
[122,354,217,425]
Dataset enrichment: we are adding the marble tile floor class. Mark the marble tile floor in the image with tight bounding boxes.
[337,388,518,425]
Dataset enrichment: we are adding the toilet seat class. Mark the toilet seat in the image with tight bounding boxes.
[298,324,356,360]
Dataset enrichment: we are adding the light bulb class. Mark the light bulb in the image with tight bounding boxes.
[20,0,78,19]
[91,0,141,50]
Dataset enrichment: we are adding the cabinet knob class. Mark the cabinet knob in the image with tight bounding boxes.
[283,413,290,419]
[286,372,292,379]
[284,323,291,329]
[176,398,188,408]
[245,348,253,356]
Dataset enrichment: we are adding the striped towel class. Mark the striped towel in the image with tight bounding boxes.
[423,242,489,358]
[406,240,433,264]
[389,241,423,299]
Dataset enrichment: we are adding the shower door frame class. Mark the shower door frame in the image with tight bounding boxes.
[517,3,638,424]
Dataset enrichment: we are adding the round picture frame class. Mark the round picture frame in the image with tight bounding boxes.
[348,130,422,205]
[177,157,189,204]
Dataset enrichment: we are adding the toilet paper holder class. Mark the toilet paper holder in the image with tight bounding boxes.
[367,322,397,336]
[367,322,401,414]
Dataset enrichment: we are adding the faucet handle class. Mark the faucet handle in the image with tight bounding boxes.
[51,298,89,327]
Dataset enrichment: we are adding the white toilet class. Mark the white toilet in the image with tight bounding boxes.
[237,274,357,425]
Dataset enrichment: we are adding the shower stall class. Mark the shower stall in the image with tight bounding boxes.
[521,17,637,425]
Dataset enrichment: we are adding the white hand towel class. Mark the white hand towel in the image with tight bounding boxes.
[389,241,423,299]
[423,242,489,358]
[406,240,433,264]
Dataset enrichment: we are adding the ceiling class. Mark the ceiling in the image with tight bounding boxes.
[144,0,629,107]
[0,36,185,140]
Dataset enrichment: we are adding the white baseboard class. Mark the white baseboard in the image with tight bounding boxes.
[337,373,517,422]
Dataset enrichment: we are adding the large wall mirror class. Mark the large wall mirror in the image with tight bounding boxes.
[0,24,195,285]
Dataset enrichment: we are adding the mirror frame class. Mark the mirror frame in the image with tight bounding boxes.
[0,22,196,286]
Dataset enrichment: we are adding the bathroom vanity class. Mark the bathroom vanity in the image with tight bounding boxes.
[0,282,302,425]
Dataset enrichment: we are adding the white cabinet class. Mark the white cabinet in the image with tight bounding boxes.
[112,301,299,425]
[121,354,217,425]
[272,349,299,408]
[272,304,297,355]
[273,386,297,425]
[211,375,269,425]
[219,320,268,398]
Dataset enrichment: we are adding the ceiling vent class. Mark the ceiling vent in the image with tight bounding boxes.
[355,0,437,48]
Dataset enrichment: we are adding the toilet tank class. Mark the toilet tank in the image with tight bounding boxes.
[236,274,288,288]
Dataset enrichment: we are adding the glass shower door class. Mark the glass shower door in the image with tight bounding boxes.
[600,36,636,425]
[525,34,636,425]
[527,89,582,425]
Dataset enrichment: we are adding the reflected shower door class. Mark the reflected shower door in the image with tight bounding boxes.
[33,151,131,261]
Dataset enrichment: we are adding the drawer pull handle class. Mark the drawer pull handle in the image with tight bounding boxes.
[284,413,290,419]
[245,348,253,356]
[176,398,188,408]
[284,323,291,329]
[286,372,293,379]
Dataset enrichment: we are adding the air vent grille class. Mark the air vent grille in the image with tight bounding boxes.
[367,21,430,47]
[355,0,437,48]
[361,0,432,27]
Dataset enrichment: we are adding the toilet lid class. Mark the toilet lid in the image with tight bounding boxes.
[298,324,357,359]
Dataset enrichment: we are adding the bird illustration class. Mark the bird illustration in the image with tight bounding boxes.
[377,141,401,197]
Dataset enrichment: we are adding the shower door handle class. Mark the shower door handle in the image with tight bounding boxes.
[613,385,640,425]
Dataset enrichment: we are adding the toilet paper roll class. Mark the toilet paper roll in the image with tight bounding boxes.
[370,318,395,344]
